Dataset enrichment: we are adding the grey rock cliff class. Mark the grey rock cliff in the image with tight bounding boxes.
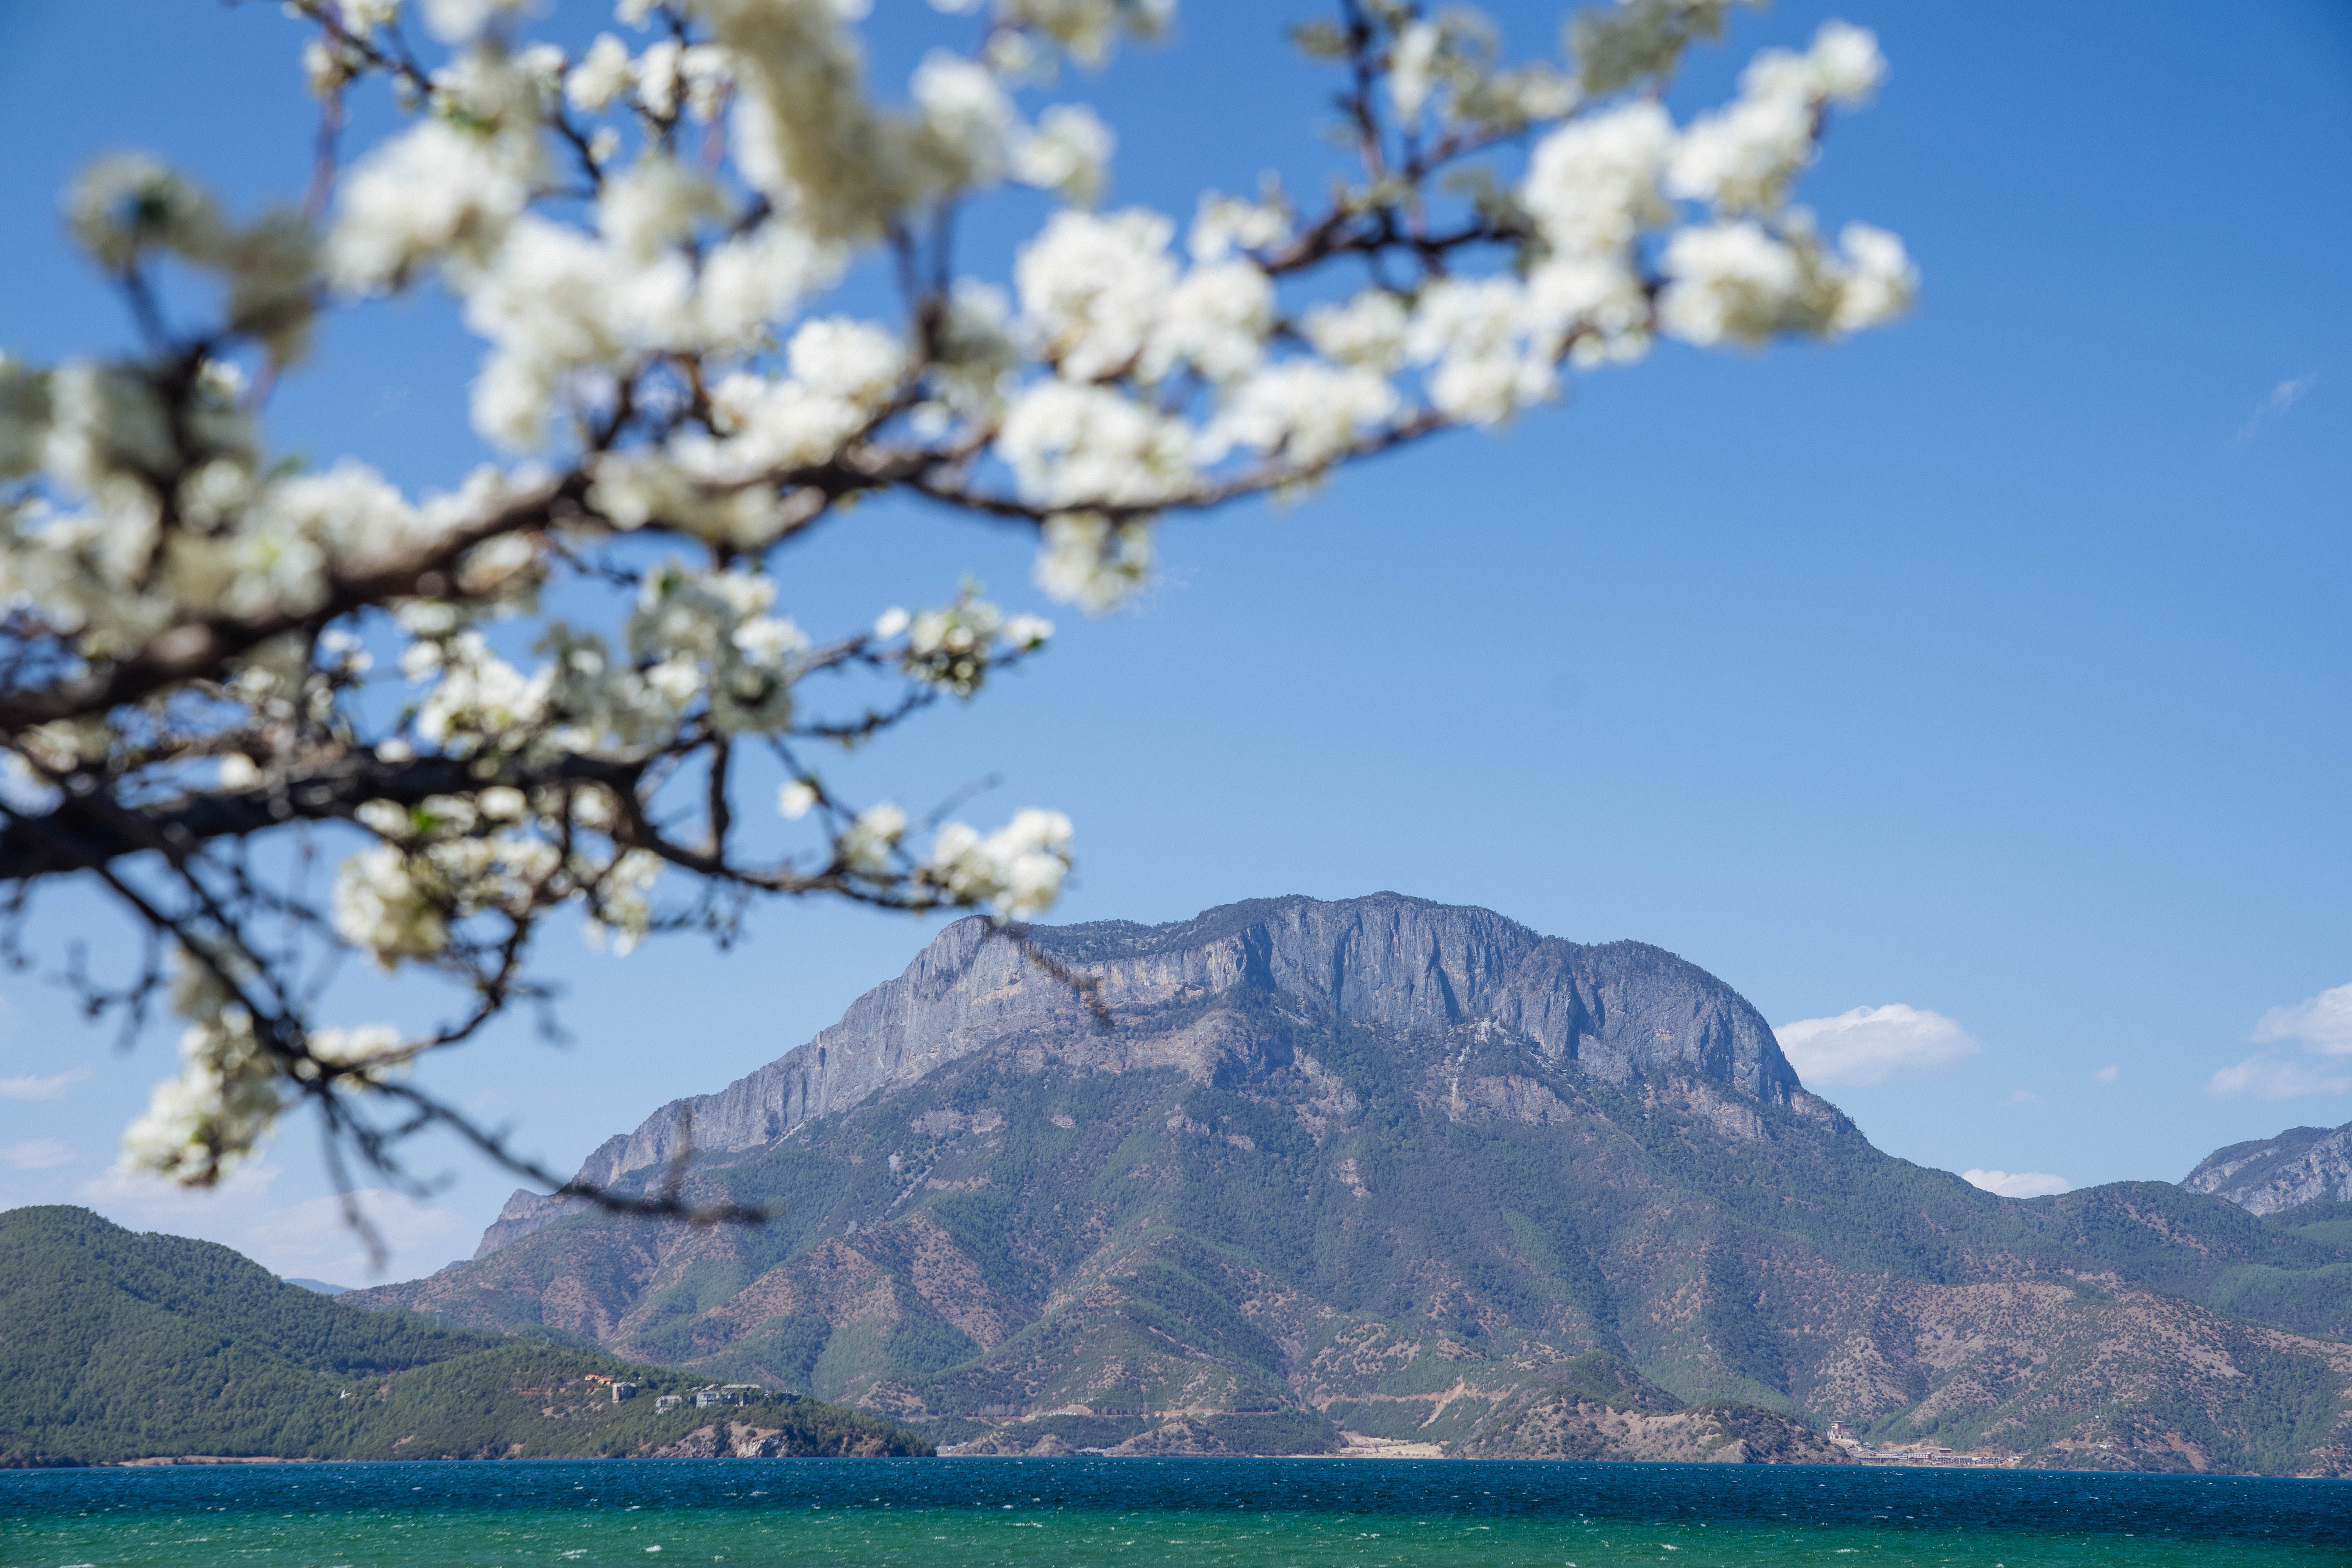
[475,893,1805,1258]
[2182,1119,2352,1215]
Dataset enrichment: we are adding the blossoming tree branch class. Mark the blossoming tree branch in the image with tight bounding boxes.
[0,0,1911,1235]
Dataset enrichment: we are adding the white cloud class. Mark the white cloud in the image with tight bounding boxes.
[2006,1088,2043,1106]
[2205,1056,2351,1100]
[239,1189,466,1284]
[0,1138,74,1171]
[2236,369,2319,442]
[1964,1168,2071,1199]
[2094,1065,2120,1083]
[0,1066,89,1101]
[1775,1004,1980,1088]
[2198,985,2352,1100]
[2250,982,2352,1056]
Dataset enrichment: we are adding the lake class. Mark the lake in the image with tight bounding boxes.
[4,1457,2346,1566]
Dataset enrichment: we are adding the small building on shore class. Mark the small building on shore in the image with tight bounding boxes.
[691,1384,766,1409]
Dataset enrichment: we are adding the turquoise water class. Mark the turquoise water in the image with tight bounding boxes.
[4,1458,2346,1567]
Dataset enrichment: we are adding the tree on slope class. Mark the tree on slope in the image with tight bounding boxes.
[0,0,1912,1241]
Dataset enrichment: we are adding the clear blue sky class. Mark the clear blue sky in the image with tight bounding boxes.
[0,0,2346,1283]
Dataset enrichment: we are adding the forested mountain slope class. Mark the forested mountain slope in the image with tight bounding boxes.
[0,1207,928,1466]
[347,895,2352,1475]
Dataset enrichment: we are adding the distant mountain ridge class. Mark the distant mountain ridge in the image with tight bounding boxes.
[349,894,2352,1474]
[2185,1120,2352,1216]
[476,894,1809,1260]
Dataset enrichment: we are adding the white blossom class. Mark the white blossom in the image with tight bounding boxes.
[1521,102,1673,258]
[1189,191,1289,263]
[473,787,524,822]
[913,51,1018,187]
[999,0,1170,67]
[1385,11,1500,130]
[122,1010,282,1185]
[1661,214,1918,350]
[636,38,685,117]
[328,119,534,292]
[1523,255,1652,365]
[624,563,803,732]
[588,452,773,544]
[1016,209,1177,381]
[514,43,570,102]
[1667,77,1816,215]
[702,0,896,239]
[841,800,908,873]
[339,0,402,30]
[695,369,866,471]
[1014,104,1116,208]
[786,316,906,405]
[304,38,349,96]
[997,380,1194,508]
[1032,509,1152,613]
[901,596,1010,695]
[1800,20,1886,105]
[260,459,419,562]
[1656,220,1814,346]
[413,633,548,751]
[689,221,845,349]
[1389,21,1441,126]
[218,461,422,616]
[566,33,635,111]
[304,1024,411,1084]
[66,153,224,272]
[421,0,528,43]
[460,218,666,448]
[42,359,187,493]
[583,848,661,953]
[1406,278,1553,425]
[333,842,449,964]
[1570,0,1764,96]
[599,157,720,260]
[1829,222,1917,333]
[1142,260,1272,385]
[778,779,819,818]
[1667,24,1883,216]
[676,45,735,122]
[732,612,809,668]
[1303,291,1410,373]
[927,806,1073,917]
[1204,361,1399,468]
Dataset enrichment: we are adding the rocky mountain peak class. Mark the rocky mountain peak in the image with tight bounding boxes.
[474,893,1803,1259]
[2182,1118,2352,1215]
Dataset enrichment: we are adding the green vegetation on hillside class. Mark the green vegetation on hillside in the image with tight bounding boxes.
[0,1207,931,1467]
[347,986,2352,1474]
